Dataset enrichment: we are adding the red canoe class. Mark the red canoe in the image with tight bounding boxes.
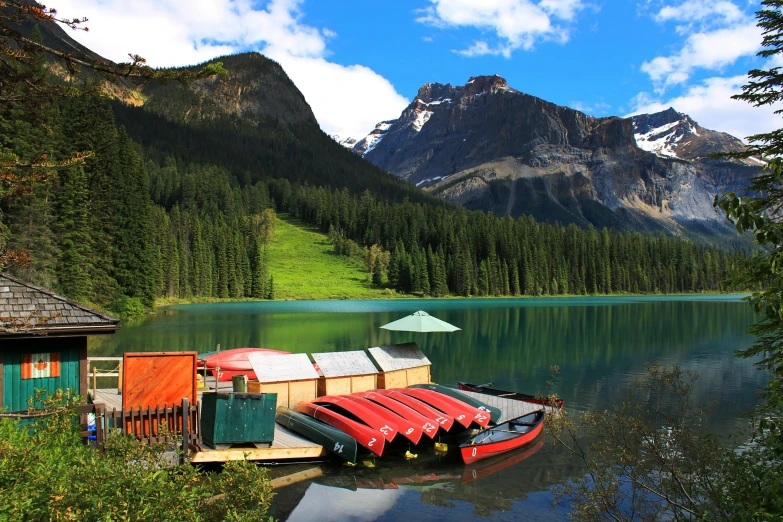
[460,410,545,464]
[198,348,290,382]
[397,388,488,429]
[355,392,439,439]
[461,437,545,485]
[295,401,385,456]
[312,396,398,442]
[344,396,423,444]
[374,389,454,432]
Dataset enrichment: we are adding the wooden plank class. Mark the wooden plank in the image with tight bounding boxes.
[455,388,544,423]
[311,351,377,378]
[249,353,318,383]
[123,352,197,409]
[270,467,324,489]
[368,344,430,372]
[191,445,328,463]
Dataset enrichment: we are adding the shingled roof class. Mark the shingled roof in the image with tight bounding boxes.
[0,273,120,337]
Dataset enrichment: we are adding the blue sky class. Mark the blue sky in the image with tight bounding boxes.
[58,0,778,142]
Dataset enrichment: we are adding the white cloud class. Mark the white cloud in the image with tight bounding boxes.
[628,75,783,142]
[641,23,761,91]
[51,0,408,140]
[654,0,744,25]
[416,0,583,57]
[640,1,760,91]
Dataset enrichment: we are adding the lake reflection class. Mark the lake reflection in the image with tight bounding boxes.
[92,295,765,520]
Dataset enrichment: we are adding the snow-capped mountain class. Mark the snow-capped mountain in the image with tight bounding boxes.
[631,108,763,166]
[347,75,761,238]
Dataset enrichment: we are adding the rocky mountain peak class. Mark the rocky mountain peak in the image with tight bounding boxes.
[631,107,753,163]
[464,74,512,95]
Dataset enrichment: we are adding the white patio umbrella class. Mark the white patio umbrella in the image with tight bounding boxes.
[380,310,460,333]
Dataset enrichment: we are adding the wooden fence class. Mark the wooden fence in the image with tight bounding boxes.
[81,398,200,460]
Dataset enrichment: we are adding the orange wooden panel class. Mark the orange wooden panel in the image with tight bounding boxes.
[123,352,197,409]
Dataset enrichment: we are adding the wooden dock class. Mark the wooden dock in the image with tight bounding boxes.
[455,388,545,423]
[90,384,544,464]
[92,387,327,463]
[190,424,328,463]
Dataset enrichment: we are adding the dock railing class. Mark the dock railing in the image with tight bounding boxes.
[81,398,200,461]
[87,357,123,398]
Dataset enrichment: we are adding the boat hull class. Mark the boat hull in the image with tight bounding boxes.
[399,388,490,428]
[313,396,398,442]
[355,392,439,439]
[276,407,358,463]
[373,389,454,432]
[295,401,385,456]
[409,384,502,424]
[198,348,290,370]
[458,382,564,409]
[459,411,545,464]
[344,396,423,444]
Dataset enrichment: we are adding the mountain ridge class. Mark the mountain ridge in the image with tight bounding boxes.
[341,75,759,238]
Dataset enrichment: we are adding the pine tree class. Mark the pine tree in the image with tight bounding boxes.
[112,128,155,307]
[56,167,92,302]
[266,275,275,300]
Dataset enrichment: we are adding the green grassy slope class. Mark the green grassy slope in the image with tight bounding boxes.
[267,216,396,300]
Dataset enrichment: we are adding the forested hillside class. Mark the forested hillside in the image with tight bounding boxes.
[0,33,745,313]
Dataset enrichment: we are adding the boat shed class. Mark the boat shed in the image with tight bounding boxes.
[312,350,378,396]
[368,343,432,389]
[0,273,120,412]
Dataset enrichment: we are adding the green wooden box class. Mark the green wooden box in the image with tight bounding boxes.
[200,392,277,447]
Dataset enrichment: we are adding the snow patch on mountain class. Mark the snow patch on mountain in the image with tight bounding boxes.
[633,121,684,158]
[411,108,434,132]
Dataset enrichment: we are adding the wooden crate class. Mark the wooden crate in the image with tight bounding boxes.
[367,343,431,389]
[248,380,317,409]
[376,366,431,389]
[247,353,319,409]
[312,351,378,396]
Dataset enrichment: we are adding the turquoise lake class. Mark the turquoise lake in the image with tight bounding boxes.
[91,295,764,520]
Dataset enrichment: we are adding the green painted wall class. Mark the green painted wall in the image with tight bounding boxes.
[2,337,83,411]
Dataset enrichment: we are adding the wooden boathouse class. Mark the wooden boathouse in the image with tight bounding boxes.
[0,273,120,411]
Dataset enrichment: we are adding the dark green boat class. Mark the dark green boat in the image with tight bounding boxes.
[276,407,359,463]
[408,384,502,424]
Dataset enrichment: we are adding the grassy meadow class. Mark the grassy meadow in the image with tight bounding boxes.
[265,215,398,300]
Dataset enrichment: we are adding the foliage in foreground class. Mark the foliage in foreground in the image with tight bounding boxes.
[548,363,737,520]
[0,390,273,521]
[548,2,783,519]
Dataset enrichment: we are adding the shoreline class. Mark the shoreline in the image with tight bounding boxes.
[155,291,750,309]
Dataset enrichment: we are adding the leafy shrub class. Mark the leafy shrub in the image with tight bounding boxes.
[109,296,149,318]
[0,390,274,521]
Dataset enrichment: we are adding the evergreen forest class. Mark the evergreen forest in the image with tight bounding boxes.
[0,49,745,313]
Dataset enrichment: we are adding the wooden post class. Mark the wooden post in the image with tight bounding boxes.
[79,338,88,400]
[117,360,123,394]
[92,366,97,400]
[215,344,220,391]
[181,397,189,463]
[95,403,105,453]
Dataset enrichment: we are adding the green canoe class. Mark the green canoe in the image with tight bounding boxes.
[408,384,502,424]
[276,407,359,463]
